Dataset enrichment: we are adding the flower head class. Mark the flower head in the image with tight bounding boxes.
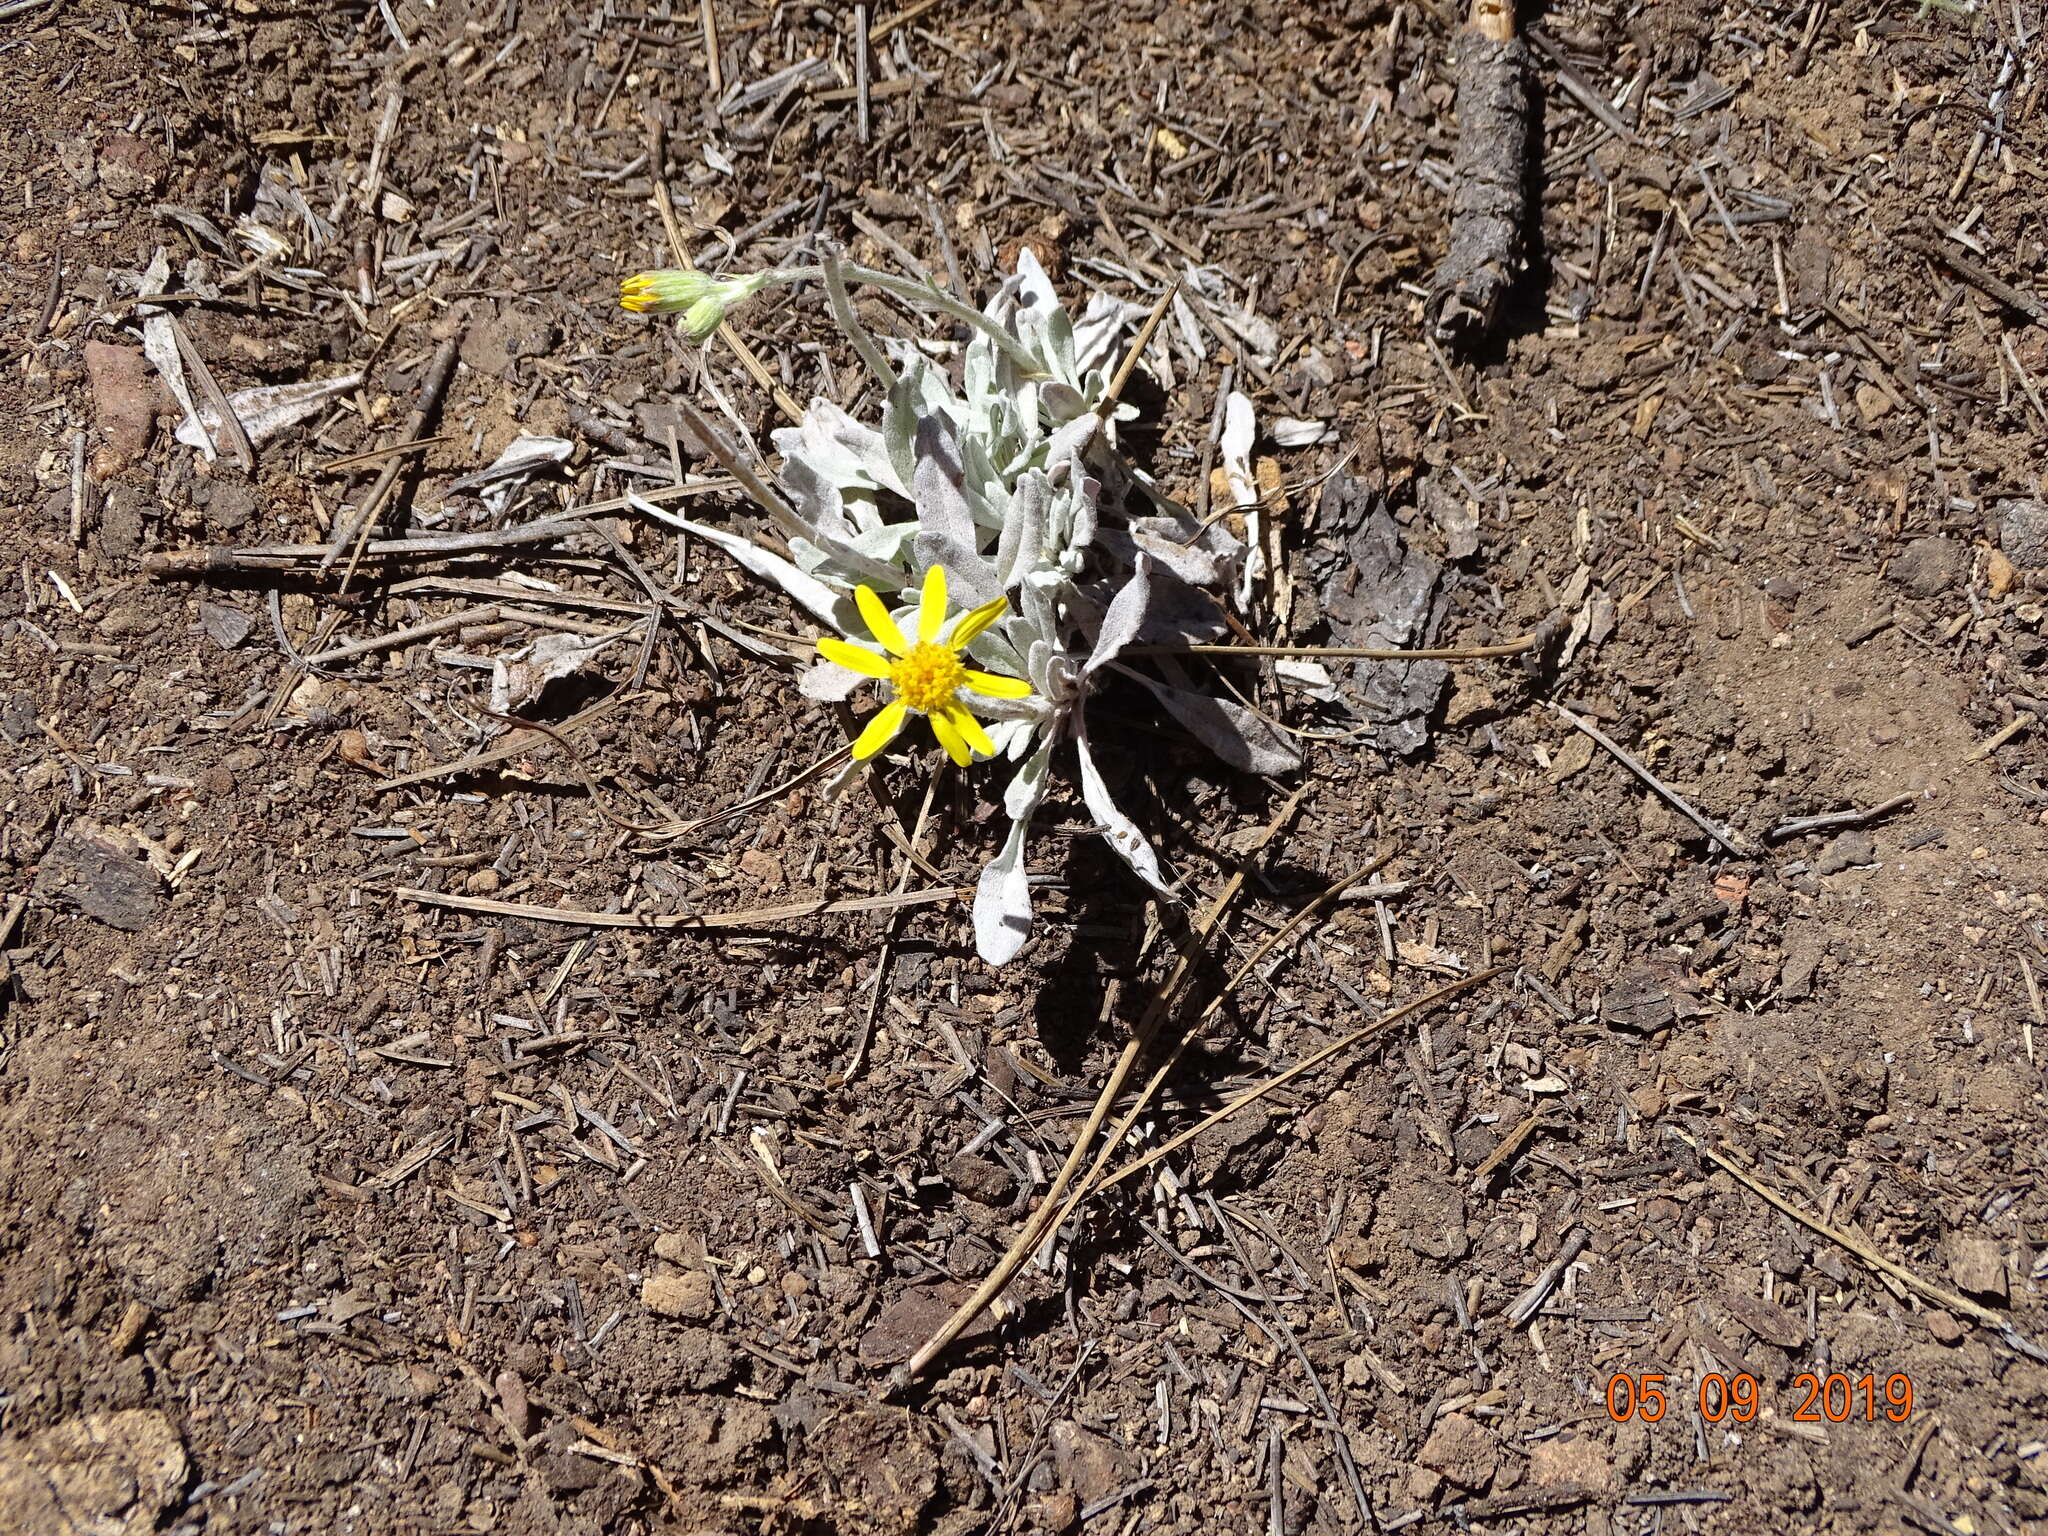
[618,268,772,343]
[819,566,1034,766]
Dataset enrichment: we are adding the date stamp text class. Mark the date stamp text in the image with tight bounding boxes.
[1605,1372,1915,1425]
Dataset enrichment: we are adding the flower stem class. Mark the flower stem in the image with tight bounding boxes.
[762,262,1047,378]
[821,248,898,393]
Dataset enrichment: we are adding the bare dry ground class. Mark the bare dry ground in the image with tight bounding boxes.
[2,1,2046,1533]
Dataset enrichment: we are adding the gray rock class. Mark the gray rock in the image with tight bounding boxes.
[200,603,252,650]
[1997,498,2048,568]
[1602,966,1676,1033]
[202,481,257,535]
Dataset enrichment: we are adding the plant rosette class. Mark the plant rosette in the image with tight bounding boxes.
[622,247,1298,962]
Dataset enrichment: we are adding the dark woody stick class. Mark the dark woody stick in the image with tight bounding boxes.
[1427,0,1534,344]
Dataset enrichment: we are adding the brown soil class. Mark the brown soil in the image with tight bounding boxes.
[3,1,2046,1533]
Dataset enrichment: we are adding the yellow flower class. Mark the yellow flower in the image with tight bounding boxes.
[618,268,771,343]
[619,269,717,313]
[819,566,1034,766]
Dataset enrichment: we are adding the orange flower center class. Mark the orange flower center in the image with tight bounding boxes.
[890,643,966,713]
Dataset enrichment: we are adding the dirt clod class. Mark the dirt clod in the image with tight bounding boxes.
[1049,1420,1135,1504]
[1528,1432,1614,1491]
[1418,1411,1497,1492]
[946,1151,1016,1206]
[0,1410,186,1536]
[642,1270,716,1320]
[83,343,156,474]
[1889,536,1967,598]
[1814,829,1877,875]
[1943,1236,2008,1301]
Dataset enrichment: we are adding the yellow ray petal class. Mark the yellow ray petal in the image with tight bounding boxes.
[817,636,894,678]
[850,700,909,760]
[927,706,972,766]
[855,585,910,656]
[946,705,995,759]
[948,594,1010,648]
[918,564,948,644]
[962,668,1032,700]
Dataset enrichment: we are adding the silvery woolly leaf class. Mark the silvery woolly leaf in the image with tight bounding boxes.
[1170,291,1208,365]
[1274,417,1334,447]
[974,738,1055,965]
[882,373,925,495]
[1125,559,1231,646]
[1183,265,1280,361]
[1120,666,1302,776]
[984,717,1039,762]
[1011,248,1061,335]
[1041,381,1089,422]
[799,657,866,702]
[964,323,997,407]
[1030,645,1083,711]
[994,471,1049,590]
[1018,577,1062,674]
[911,415,1001,607]
[1043,414,1103,481]
[968,693,1044,726]
[447,432,573,492]
[961,622,1030,683]
[1072,291,1148,377]
[1024,637,1058,698]
[135,250,208,460]
[1219,391,1265,607]
[1085,556,1152,674]
[819,756,864,801]
[787,529,913,592]
[910,415,976,540]
[775,403,903,501]
[979,266,1028,326]
[779,454,861,542]
[885,348,961,422]
[1042,306,1079,387]
[844,520,921,565]
[1100,521,1238,590]
[635,496,854,631]
[1074,714,1175,894]
[1069,477,1100,556]
[957,433,1007,529]
[1009,380,1043,453]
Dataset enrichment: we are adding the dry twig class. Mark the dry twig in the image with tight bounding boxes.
[1666,1127,2007,1329]
[1550,703,1751,857]
[397,883,961,930]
